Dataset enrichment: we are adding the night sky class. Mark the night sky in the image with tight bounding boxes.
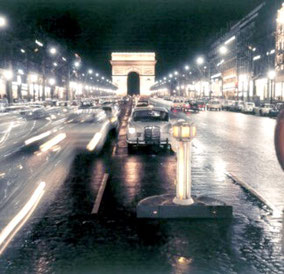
[1,0,264,76]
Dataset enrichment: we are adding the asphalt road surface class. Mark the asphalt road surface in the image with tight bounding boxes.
[0,102,283,274]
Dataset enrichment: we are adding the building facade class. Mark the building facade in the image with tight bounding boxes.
[208,1,282,102]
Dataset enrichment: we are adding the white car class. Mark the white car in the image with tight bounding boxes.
[242,102,255,113]
[127,107,173,149]
[207,100,222,111]
[253,103,273,116]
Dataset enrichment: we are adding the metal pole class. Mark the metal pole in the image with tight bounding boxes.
[173,140,194,205]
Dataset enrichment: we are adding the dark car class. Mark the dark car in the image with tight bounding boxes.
[269,103,284,117]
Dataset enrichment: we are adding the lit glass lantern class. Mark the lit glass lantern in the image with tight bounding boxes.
[172,122,196,205]
[172,122,196,141]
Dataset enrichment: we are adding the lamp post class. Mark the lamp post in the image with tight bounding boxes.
[30,74,38,101]
[4,69,13,104]
[268,70,276,104]
[172,122,196,205]
[49,78,56,99]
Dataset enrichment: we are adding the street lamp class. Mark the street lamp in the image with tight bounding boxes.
[18,69,24,75]
[0,16,7,28]
[49,47,57,55]
[268,70,276,80]
[49,78,56,86]
[196,57,204,65]
[184,65,190,71]
[35,40,44,47]
[74,61,80,68]
[88,69,93,74]
[3,70,13,80]
[219,46,228,55]
[268,70,276,104]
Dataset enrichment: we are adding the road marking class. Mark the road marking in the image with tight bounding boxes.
[91,173,109,214]
[226,172,281,217]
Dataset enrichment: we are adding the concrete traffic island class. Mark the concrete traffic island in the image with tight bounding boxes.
[137,194,232,218]
[137,121,233,219]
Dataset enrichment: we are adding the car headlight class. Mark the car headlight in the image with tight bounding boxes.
[128,127,136,134]
[110,117,117,123]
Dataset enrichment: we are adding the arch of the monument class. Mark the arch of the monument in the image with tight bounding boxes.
[127,72,140,96]
[110,52,156,96]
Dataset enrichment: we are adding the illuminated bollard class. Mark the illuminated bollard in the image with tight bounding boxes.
[172,122,196,205]
[137,120,232,218]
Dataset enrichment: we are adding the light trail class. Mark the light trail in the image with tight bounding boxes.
[24,131,51,145]
[40,133,66,152]
[0,182,46,255]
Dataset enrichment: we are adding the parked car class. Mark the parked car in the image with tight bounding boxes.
[253,103,273,116]
[269,103,284,117]
[228,101,244,112]
[127,107,172,150]
[242,102,255,113]
[222,100,235,110]
[207,100,222,111]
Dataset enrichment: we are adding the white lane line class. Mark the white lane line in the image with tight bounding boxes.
[226,172,281,217]
[91,173,109,214]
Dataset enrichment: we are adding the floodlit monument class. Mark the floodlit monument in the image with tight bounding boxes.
[110,52,156,96]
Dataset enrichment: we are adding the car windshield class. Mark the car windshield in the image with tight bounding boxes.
[133,110,169,122]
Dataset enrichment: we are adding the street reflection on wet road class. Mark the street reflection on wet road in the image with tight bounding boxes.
[0,102,283,273]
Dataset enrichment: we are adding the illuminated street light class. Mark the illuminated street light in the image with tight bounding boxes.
[169,73,173,78]
[18,69,24,75]
[35,40,44,47]
[3,70,13,80]
[96,73,99,77]
[184,65,190,70]
[30,74,38,83]
[49,78,56,86]
[49,47,57,55]
[0,16,7,28]
[20,49,25,53]
[53,62,58,67]
[174,71,179,75]
[268,70,276,80]
[172,122,196,205]
[74,61,80,68]
[88,69,93,74]
[219,46,228,55]
[224,36,236,45]
[62,57,67,61]
[196,57,204,65]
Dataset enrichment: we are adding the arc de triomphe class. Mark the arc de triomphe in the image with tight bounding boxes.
[110,52,156,96]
